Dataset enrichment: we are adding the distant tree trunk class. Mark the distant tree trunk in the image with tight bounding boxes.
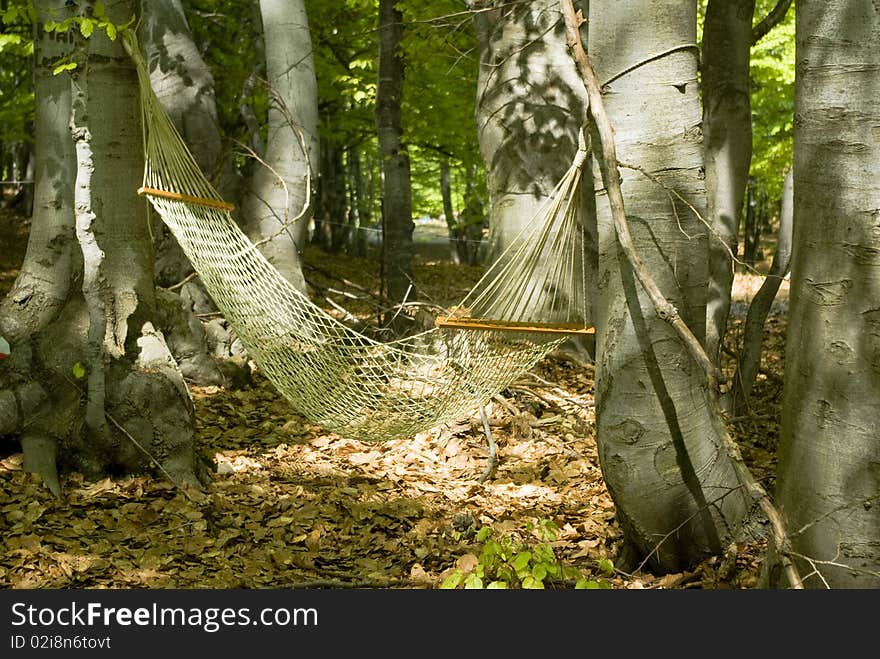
[702,0,755,367]
[743,178,760,266]
[346,146,369,257]
[726,169,792,415]
[770,1,880,588]
[311,135,331,250]
[321,138,348,253]
[376,0,415,329]
[0,0,204,494]
[588,0,748,571]
[240,0,319,291]
[459,163,486,266]
[440,159,466,265]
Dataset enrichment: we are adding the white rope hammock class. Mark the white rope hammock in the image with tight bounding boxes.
[125,32,593,443]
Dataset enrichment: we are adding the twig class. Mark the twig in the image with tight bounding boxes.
[560,0,803,589]
[752,0,794,45]
[477,404,497,483]
[167,271,199,292]
[492,393,520,417]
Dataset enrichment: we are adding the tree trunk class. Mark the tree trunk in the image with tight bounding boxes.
[474,0,589,259]
[588,0,749,571]
[770,1,880,588]
[702,0,755,367]
[139,0,241,286]
[439,159,463,265]
[316,137,348,253]
[346,146,369,257]
[377,0,415,330]
[240,0,319,292]
[0,0,204,494]
[473,0,596,326]
[726,168,792,415]
[0,10,77,341]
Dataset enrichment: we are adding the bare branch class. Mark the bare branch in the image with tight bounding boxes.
[752,0,793,45]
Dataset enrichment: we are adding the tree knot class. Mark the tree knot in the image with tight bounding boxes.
[657,303,678,322]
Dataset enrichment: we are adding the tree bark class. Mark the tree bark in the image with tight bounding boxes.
[346,146,369,257]
[139,0,240,287]
[439,159,463,265]
[585,0,749,571]
[473,0,590,258]
[240,0,319,292]
[0,10,77,342]
[702,0,755,367]
[0,0,204,493]
[473,0,596,325]
[771,1,880,588]
[376,0,415,330]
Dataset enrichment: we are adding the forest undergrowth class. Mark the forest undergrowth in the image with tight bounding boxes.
[0,208,789,589]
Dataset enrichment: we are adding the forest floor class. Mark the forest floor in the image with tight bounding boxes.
[0,208,790,589]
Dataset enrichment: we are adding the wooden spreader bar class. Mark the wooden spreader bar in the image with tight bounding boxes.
[435,316,595,336]
[138,186,236,212]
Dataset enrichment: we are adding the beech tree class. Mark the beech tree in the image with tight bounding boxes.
[240,0,319,292]
[585,0,750,570]
[769,0,880,588]
[0,0,205,493]
[702,0,755,366]
[472,0,596,337]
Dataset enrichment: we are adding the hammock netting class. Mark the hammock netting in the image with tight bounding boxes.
[126,33,592,443]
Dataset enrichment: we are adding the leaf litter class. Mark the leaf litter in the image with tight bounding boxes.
[0,223,786,590]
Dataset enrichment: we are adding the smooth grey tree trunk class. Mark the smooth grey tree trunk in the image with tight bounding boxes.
[140,0,224,184]
[473,0,596,328]
[702,0,755,367]
[139,0,241,285]
[0,11,77,342]
[377,0,415,329]
[240,0,319,292]
[474,0,590,258]
[771,1,880,588]
[588,0,749,571]
[0,0,204,494]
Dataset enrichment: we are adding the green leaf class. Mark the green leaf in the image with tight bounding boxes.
[486,581,508,589]
[94,1,106,19]
[440,571,463,590]
[53,61,77,75]
[463,573,483,590]
[531,564,547,582]
[72,362,86,379]
[2,7,19,24]
[80,18,94,38]
[579,579,602,590]
[44,20,57,32]
[598,557,614,576]
[521,575,544,590]
[511,551,531,573]
[105,23,117,41]
[475,526,491,543]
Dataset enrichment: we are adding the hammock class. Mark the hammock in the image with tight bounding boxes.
[125,33,593,443]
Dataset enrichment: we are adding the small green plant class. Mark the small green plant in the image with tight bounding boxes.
[440,519,614,590]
